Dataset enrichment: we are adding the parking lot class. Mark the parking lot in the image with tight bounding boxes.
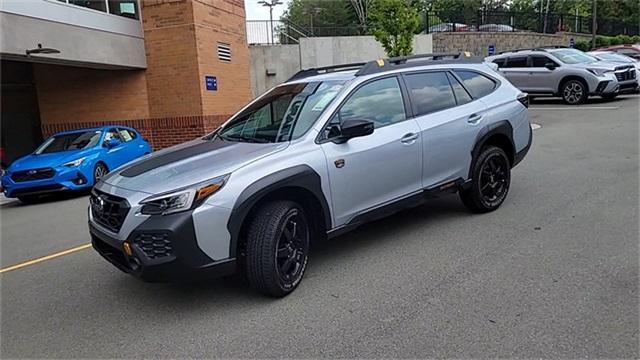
[1,95,638,358]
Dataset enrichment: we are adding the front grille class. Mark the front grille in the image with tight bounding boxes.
[11,168,55,182]
[90,190,130,233]
[132,233,173,259]
[12,184,64,196]
[616,69,635,81]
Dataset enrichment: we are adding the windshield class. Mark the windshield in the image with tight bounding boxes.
[594,53,634,63]
[552,49,598,64]
[35,131,102,154]
[215,80,345,143]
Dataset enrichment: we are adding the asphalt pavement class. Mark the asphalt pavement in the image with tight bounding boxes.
[1,95,638,358]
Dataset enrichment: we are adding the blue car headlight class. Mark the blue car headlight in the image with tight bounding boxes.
[62,157,86,167]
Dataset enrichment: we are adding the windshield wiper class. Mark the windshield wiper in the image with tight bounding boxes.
[218,133,270,143]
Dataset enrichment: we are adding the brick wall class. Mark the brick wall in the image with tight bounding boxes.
[40,114,229,149]
[433,32,593,56]
[193,0,252,115]
[33,64,150,123]
[32,0,250,150]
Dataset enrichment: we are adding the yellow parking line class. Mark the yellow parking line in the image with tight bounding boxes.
[0,243,92,274]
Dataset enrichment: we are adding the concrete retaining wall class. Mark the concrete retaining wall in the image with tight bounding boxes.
[433,32,592,56]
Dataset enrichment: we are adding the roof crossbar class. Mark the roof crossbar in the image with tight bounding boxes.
[287,62,367,82]
[355,52,481,76]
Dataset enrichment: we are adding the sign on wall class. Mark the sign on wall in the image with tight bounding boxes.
[569,38,575,48]
[205,76,217,91]
[488,44,495,56]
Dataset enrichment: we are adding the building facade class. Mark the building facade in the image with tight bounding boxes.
[1,0,251,163]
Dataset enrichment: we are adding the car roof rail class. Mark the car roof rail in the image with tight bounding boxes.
[498,48,538,54]
[535,45,570,50]
[287,62,367,82]
[355,52,481,76]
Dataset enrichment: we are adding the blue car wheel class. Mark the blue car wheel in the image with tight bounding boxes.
[93,162,108,184]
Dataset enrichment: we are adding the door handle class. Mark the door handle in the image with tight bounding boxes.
[467,114,483,125]
[400,133,419,144]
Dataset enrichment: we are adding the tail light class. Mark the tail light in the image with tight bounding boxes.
[517,93,529,108]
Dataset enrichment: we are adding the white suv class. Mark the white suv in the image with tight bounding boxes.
[89,53,532,297]
[487,47,637,104]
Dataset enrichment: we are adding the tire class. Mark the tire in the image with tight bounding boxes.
[17,195,42,204]
[561,79,588,105]
[93,162,108,183]
[601,93,617,100]
[460,146,511,213]
[245,200,310,297]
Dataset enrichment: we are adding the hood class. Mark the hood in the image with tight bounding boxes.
[102,137,288,194]
[571,60,621,71]
[8,149,87,171]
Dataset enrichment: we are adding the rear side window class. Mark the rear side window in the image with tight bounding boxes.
[404,72,456,116]
[531,56,557,67]
[504,56,527,68]
[493,58,506,68]
[446,73,472,105]
[454,70,497,99]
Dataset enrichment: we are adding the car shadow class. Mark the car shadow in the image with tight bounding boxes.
[100,194,469,309]
[530,95,629,105]
[0,189,91,208]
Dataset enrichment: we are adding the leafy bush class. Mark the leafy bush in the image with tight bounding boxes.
[574,41,591,52]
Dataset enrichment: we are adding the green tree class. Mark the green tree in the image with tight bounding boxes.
[280,0,358,31]
[370,0,420,56]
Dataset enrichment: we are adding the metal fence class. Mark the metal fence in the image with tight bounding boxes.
[247,10,639,45]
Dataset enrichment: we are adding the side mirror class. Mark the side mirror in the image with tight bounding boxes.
[332,119,374,143]
[104,138,120,148]
[545,62,557,70]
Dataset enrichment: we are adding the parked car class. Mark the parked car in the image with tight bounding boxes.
[428,23,470,32]
[592,44,640,60]
[588,50,640,72]
[486,47,637,104]
[479,24,514,32]
[2,126,151,203]
[89,53,532,297]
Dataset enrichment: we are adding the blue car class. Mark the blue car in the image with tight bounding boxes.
[2,126,152,203]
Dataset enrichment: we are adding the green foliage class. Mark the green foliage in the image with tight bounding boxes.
[574,40,590,51]
[370,0,420,57]
[281,0,359,29]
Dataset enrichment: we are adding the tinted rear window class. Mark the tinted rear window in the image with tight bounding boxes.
[404,72,456,116]
[505,56,527,67]
[454,70,497,99]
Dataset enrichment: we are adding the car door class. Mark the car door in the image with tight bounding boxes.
[404,70,490,187]
[500,56,530,90]
[320,76,423,226]
[118,128,146,161]
[103,128,128,169]
[527,55,560,93]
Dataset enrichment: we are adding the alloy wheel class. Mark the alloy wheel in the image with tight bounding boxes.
[94,164,107,181]
[563,82,584,104]
[479,154,509,204]
[275,209,308,284]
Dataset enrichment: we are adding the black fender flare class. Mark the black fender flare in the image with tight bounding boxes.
[468,120,515,178]
[226,164,331,258]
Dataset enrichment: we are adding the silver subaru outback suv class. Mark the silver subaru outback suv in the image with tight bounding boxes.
[486,46,637,104]
[89,53,532,297]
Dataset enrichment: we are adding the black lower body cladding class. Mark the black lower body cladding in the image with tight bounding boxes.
[90,210,236,282]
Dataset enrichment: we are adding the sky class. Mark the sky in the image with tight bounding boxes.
[244,0,291,20]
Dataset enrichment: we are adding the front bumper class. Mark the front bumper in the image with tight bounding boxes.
[89,209,237,282]
[2,166,91,198]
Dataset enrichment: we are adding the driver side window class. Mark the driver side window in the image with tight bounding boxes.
[338,77,406,128]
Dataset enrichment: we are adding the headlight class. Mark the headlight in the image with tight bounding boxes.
[587,68,614,76]
[139,175,229,215]
[62,157,86,167]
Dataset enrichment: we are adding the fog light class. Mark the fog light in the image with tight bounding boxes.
[123,242,133,256]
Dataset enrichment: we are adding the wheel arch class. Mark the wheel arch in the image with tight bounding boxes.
[469,120,515,178]
[558,75,589,94]
[226,165,331,259]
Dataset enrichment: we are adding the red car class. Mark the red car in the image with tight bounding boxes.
[593,44,640,60]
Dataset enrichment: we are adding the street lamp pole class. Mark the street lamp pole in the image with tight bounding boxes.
[591,0,597,49]
[258,0,283,45]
